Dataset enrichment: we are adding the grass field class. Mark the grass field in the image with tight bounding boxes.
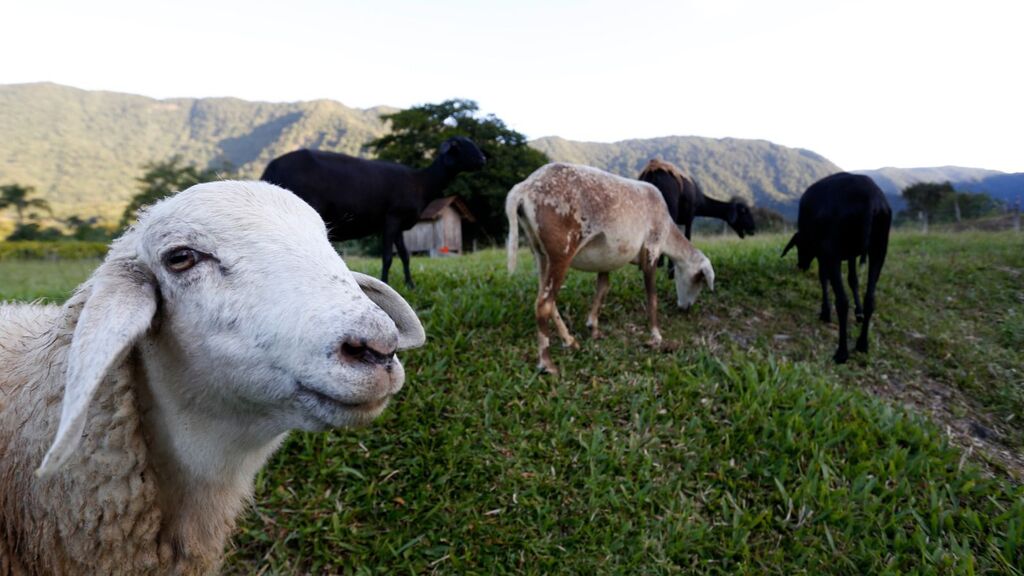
[1,231,1022,574]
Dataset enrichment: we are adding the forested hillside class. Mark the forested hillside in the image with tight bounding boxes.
[0,83,391,221]
[3,83,1017,227]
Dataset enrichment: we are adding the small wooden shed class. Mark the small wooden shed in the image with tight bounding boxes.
[402,196,475,256]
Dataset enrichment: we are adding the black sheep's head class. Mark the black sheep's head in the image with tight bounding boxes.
[439,137,486,172]
[729,199,757,238]
[781,232,814,271]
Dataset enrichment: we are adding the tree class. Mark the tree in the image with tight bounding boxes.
[902,181,954,229]
[121,156,233,228]
[64,215,112,242]
[940,191,1001,222]
[0,184,51,224]
[750,205,788,233]
[6,221,64,241]
[366,99,549,242]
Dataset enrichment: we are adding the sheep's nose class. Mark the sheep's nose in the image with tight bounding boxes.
[340,338,396,366]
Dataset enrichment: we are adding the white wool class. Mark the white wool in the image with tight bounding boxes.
[0,180,425,575]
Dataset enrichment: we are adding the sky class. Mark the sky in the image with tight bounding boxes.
[3,0,1023,172]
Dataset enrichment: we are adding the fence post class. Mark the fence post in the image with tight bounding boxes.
[1014,195,1021,233]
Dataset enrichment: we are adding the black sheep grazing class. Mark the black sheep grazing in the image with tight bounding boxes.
[261,136,486,287]
[783,172,892,364]
[638,159,756,240]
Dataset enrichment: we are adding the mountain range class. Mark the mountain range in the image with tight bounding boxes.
[1,83,1020,225]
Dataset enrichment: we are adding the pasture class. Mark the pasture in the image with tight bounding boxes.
[2,231,1022,574]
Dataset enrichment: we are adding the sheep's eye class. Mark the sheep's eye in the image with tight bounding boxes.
[164,248,199,272]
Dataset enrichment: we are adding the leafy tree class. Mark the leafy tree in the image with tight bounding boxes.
[0,184,51,224]
[902,182,954,227]
[366,99,549,242]
[750,205,788,233]
[900,182,1002,228]
[939,191,1002,222]
[5,212,62,241]
[121,156,233,228]
[6,221,64,241]
[64,215,112,242]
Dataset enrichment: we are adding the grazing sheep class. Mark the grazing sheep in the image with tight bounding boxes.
[783,172,891,364]
[506,163,714,374]
[0,181,425,575]
[261,137,486,288]
[638,159,756,240]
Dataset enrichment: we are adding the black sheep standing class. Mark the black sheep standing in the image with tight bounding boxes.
[783,172,892,364]
[262,137,486,288]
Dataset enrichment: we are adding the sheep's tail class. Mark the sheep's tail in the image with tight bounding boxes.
[506,185,524,274]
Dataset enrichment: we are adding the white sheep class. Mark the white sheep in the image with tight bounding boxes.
[506,163,714,374]
[0,180,425,575]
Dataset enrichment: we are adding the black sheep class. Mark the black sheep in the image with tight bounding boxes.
[261,137,486,288]
[783,172,892,364]
[638,159,756,240]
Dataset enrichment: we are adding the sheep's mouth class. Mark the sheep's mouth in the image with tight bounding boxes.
[295,381,390,413]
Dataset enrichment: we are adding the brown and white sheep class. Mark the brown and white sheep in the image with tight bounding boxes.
[506,163,714,374]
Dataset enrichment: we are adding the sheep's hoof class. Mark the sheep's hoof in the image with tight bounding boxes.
[405,280,417,290]
[590,330,604,341]
[832,348,849,364]
[819,312,831,323]
[855,312,865,323]
[562,337,580,350]
[645,337,663,349]
[538,362,559,376]
[855,338,869,353]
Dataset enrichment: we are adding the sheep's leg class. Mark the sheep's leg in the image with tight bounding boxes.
[818,264,831,323]
[586,272,611,339]
[535,257,573,374]
[552,307,578,349]
[642,252,662,347]
[395,234,415,289]
[380,226,397,285]
[847,258,863,322]
[856,248,886,354]
[535,257,556,374]
[825,259,849,364]
[548,261,579,350]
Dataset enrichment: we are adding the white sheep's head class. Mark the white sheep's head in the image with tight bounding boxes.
[37,180,425,475]
[672,250,715,310]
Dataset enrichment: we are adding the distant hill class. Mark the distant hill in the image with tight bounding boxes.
[1,83,1017,228]
[0,83,392,222]
[854,167,1003,196]
[853,167,1023,214]
[953,173,1024,205]
[530,136,842,213]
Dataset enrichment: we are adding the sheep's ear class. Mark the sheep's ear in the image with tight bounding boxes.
[439,140,452,155]
[781,232,800,257]
[351,272,426,350]
[36,258,157,477]
[697,259,715,292]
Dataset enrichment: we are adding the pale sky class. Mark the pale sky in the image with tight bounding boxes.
[4,0,1023,172]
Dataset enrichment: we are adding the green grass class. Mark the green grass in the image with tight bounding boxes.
[2,231,1022,574]
[0,258,102,301]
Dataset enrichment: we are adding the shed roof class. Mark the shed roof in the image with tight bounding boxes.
[419,196,476,223]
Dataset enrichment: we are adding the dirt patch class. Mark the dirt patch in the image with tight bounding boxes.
[698,311,1024,482]
[864,373,1024,481]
